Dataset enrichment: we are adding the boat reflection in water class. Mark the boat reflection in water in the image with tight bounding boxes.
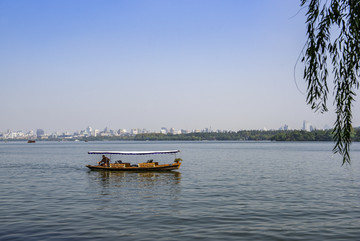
[87,170,182,207]
[90,170,181,187]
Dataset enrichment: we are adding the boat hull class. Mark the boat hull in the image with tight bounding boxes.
[86,163,181,171]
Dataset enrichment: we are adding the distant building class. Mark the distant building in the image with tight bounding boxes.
[62,132,72,137]
[85,126,93,136]
[36,129,45,137]
[279,124,289,131]
[302,121,311,132]
[109,129,117,135]
[99,132,110,137]
[27,130,34,136]
[118,129,127,136]
[160,127,168,134]
[130,129,138,135]
[203,128,209,133]
[93,129,100,136]
[180,129,189,134]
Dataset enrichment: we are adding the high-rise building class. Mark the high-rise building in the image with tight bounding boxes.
[93,129,99,136]
[302,120,311,132]
[36,129,45,137]
[85,126,93,136]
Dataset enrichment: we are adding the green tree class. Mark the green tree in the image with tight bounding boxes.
[301,0,360,164]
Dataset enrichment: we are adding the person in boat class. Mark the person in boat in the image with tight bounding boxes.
[98,155,110,167]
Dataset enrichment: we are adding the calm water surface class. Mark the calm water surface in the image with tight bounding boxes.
[0,141,359,240]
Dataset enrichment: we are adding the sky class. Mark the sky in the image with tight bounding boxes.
[1,0,359,133]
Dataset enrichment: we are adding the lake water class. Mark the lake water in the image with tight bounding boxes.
[0,141,359,240]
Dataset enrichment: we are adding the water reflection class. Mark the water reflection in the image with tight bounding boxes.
[87,170,182,198]
[89,170,181,186]
[87,170,182,214]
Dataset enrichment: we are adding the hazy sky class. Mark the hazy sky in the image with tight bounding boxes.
[1,0,359,133]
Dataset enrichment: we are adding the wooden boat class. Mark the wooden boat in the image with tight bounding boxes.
[27,140,36,143]
[86,150,182,171]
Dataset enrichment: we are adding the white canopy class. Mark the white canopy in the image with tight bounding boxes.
[88,150,180,155]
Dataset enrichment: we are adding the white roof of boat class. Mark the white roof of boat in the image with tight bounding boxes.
[88,150,180,155]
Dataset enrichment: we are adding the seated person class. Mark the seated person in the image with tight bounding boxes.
[98,155,110,166]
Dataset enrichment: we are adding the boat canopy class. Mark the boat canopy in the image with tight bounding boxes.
[88,150,180,155]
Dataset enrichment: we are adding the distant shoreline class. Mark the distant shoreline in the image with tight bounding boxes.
[2,129,360,142]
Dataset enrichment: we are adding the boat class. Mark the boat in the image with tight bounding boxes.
[86,150,182,171]
[27,140,36,143]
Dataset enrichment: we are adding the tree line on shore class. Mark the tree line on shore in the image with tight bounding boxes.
[4,128,360,142]
[83,128,360,142]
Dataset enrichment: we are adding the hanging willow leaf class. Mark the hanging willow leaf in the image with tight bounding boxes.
[301,0,360,165]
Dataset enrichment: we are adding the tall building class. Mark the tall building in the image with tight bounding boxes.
[85,126,93,136]
[302,120,311,132]
[36,129,45,137]
[93,129,99,136]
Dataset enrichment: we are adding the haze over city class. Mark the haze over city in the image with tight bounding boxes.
[1,0,359,134]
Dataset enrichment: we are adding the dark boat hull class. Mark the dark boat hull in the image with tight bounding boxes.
[86,163,181,171]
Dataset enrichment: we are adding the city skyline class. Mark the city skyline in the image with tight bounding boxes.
[0,119,332,139]
[1,1,359,133]
[0,116,334,135]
